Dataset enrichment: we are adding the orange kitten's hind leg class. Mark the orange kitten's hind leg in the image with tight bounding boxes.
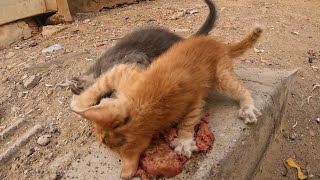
[171,95,203,158]
[216,70,262,124]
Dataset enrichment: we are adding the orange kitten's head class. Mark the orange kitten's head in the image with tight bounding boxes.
[70,95,129,149]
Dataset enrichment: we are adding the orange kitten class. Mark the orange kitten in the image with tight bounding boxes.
[70,25,263,179]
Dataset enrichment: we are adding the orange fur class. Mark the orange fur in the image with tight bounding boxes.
[70,26,263,179]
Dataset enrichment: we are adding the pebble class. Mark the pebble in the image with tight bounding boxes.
[49,173,58,180]
[29,42,38,47]
[49,126,58,134]
[188,9,199,14]
[1,77,8,83]
[37,134,52,146]
[316,118,320,124]
[6,52,16,59]
[289,132,297,140]
[177,11,185,17]
[26,148,35,157]
[291,31,299,35]
[23,75,41,89]
[309,130,315,137]
[83,19,91,24]
[253,48,265,53]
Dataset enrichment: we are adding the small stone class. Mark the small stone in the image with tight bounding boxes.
[316,118,320,124]
[253,48,265,53]
[83,19,91,24]
[291,31,299,35]
[188,9,199,14]
[6,52,16,59]
[37,134,52,146]
[26,148,35,157]
[289,132,297,140]
[42,25,67,36]
[309,130,315,137]
[29,42,38,47]
[18,92,24,98]
[1,77,8,83]
[177,11,185,17]
[169,14,178,20]
[23,75,41,89]
[49,127,58,134]
[49,173,58,180]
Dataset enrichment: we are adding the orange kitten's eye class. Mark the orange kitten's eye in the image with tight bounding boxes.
[124,116,130,124]
[112,117,130,129]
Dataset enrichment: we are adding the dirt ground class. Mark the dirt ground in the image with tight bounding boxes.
[0,0,319,179]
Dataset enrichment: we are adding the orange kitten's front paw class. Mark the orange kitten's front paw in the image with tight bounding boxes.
[170,138,198,158]
[120,162,138,180]
[239,104,262,124]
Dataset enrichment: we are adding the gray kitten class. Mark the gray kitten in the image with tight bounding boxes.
[71,0,217,95]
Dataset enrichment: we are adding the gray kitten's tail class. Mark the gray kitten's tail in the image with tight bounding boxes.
[193,0,217,36]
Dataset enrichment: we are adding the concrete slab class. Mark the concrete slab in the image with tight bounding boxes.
[63,67,298,180]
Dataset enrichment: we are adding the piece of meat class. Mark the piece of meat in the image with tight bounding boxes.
[135,114,214,179]
[195,120,214,152]
[140,143,187,178]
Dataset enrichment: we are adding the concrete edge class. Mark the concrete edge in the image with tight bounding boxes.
[212,69,298,180]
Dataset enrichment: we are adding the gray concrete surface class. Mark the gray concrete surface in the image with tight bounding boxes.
[63,67,298,180]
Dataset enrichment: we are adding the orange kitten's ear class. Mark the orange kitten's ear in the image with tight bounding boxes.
[70,104,106,123]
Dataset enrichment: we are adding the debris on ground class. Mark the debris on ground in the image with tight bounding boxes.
[286,158,307,180]
[316,118,320,124]
[307,50,317,63]
[83,19,91,24]
[5,52,16,59]
[289,132,297,140]
[291,31,299,35]
[26,148,35,157]
[187,9,199,14]
[312,83,320,91]
[253,48,265,53]
[42,25,67,36]
[37,134,52,146]
[42,44,63,53]
[23,75,41,89]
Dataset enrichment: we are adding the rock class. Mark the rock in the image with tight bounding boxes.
[26,148,35,157]
[41,44,63,53]
[29,42,38,47]
[291,31,299,35]
[83,19,91,24]
[42,25,67,36]
[46,14,66,25]
[1,77,8,83]
[37,134,52,146]
[169,14,178,20]
[49,127,58,134]
[49,173,58,180]
[177,11,185,17]
[6,52,15,59]
[316,118,320,124]
[187,9,199,14]
[23,75,41,89]
[18,92,24,98]
[0,21,31,50]
[253,48,265,53]
[289,132,297,140]
[309,130,315,137]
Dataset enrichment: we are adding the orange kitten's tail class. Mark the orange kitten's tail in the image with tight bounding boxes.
[228,24,264,58]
